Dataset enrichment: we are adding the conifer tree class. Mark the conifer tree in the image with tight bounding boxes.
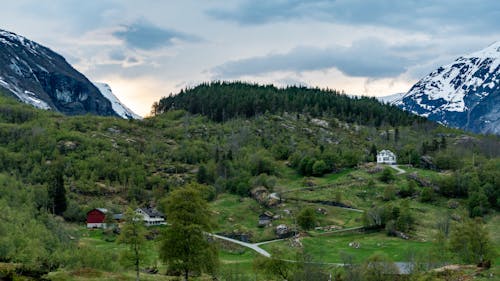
[47,162,67,216]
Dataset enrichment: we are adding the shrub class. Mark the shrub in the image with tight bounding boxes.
[379,168,395,183]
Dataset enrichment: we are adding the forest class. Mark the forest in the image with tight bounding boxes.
[154,82,425,127]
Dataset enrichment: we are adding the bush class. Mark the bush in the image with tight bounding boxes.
[383,186,396,201]
[420,187,435,202]
[312,160,327,176]
[297,207,317,230]
[379,168,395,183]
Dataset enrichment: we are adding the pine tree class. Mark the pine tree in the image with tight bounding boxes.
[47,163,67,216]
[370,144,377,162]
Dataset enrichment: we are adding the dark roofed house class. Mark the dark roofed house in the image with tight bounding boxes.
[112,213,124,222]
[258,213,273,227]
[135,207,166,226]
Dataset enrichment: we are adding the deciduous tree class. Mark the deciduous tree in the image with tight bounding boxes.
[159,186,218,280]
[117,206,146,281]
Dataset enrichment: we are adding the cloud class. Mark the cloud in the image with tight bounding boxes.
[208,0,500,34]
[212,39,416,79]
[113,19,200,50]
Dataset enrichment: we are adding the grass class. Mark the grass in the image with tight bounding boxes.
[261,232,435,263]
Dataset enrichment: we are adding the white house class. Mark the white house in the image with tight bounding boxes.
[377,150,397,164]
[135,208,166,226]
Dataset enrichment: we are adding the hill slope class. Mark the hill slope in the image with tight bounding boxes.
[394,42,500,135]
[0,85,498,278]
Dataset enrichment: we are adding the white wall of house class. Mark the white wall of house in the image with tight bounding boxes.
[135,208,166,226]
[377,150,397,164]
[87,222,107,229]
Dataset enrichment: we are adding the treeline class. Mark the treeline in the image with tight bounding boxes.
[155,81,426,127]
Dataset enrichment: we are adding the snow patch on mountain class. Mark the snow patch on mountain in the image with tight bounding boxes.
[0,76,51,110]
[94,82,141,119]
[377,93,405,104]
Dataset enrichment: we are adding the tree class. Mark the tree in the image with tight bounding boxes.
[383,186,396,201]
[370,144,377,162]
[362,253,399,281]
[47,162,67,216]
[396,200,414,233]
[312,160,327,176]
[159,187,218,280]
[379,168,395,183]
[420,187,435,202]
[253,249,293,280]
[297,207,317,230]
[449,218,495,264]
[117,207,146,281]
[467,189,490,217]
[196,165,208,184]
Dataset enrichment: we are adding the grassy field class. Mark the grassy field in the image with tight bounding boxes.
[259,232,435,263]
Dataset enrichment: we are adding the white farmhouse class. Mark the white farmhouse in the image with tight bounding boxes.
[135,207,166,226]
[377,150,397,164]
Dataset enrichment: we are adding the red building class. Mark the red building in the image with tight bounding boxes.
[86,208,108,228]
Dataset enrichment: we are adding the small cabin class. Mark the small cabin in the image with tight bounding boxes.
[258,213,273,227]
[377,150,397,164]
[87,208,108,229]
[135,208,166,227]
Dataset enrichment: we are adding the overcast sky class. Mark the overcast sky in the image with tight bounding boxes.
[1,0,499,116]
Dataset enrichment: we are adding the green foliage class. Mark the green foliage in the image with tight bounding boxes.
[364,201,415,235]
[449,218,495,264]
[159,186,218,280]
[156,82,425,127]
[312,160,327,176]
[297,207,317,230]
[0,174,75,272]
[399,180,417,198]
[253,249,293,280]
[420,187,435,202]
[47,161,67,216]
[361,253,399,281]
[117,207,147,281]
[467,189,490,217]
[379,168,395,183]
[383,186,396,201]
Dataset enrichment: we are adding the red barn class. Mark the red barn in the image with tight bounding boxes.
[86,208,108,228]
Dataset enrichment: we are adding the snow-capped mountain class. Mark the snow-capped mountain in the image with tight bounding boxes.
[0,29,139,118]
[93,82,141,119]
[394,42,500,135]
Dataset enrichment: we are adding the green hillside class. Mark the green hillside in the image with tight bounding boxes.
[0,84,498,280]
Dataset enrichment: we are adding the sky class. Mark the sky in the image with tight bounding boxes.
[1,0,499,117]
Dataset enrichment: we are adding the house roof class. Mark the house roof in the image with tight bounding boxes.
[112,213,124,220]
[137,207,165,218]
[378,149,395,156]
[259,213,273,219]
[87,208,108,214]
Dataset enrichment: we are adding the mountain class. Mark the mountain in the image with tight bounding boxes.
[394,42,500,135]
[93,82,141,119]
[0,29,138,118]
[377,93,405,104]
